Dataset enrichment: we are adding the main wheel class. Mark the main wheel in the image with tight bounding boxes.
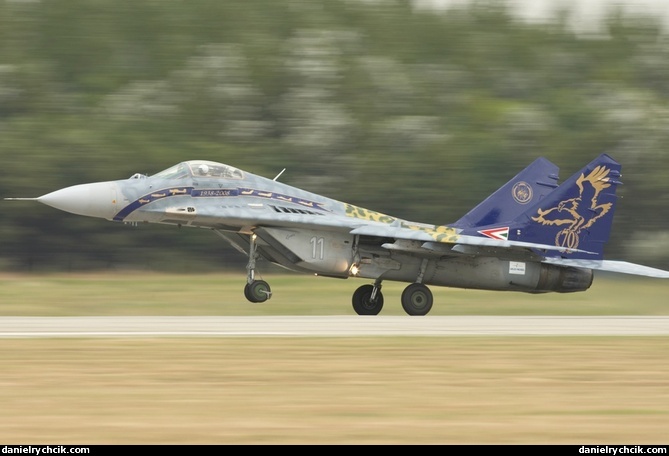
[352,284,384,315]
[244,280,272,303]
[401,283,433,316]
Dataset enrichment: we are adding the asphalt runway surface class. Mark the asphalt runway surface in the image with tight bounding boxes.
[1,316,669,337]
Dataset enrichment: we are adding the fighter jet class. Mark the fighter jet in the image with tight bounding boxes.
[6,153,669,315]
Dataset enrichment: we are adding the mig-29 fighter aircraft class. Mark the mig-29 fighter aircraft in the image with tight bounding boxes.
[7,153,669,315]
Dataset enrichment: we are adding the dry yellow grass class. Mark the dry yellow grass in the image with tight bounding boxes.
[1,337,669,444]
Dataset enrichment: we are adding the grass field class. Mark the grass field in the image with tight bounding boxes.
[1,273,669,444]
[1,271,668,316]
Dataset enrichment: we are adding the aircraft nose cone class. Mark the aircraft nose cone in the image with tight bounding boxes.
[38,182,119,220]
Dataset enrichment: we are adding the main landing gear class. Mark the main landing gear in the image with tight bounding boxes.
[351,281,433,316]
[352,280,384,315]
[243,233,272,303]
[400,282,433,316]
[352,257,434,316]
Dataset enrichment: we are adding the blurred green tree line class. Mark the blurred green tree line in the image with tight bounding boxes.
[1,0,668,272]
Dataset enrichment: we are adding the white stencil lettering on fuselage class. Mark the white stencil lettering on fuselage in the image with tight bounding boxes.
[509,261,526,275]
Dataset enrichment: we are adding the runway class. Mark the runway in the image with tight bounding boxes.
[1,315,669,337]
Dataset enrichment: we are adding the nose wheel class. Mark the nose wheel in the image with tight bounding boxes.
[244,280,272,303]
[243,232,272,303]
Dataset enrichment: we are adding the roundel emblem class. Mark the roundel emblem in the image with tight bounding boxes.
[512,181,533,204]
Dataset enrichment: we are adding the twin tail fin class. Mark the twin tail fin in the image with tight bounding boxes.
[458,154,622,260]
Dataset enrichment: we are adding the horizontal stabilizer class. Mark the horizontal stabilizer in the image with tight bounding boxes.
[543,257,669,278]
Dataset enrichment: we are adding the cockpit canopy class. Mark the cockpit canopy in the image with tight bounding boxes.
[151,161,244,180]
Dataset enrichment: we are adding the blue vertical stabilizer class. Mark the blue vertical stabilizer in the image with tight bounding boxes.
[452,157,560,229]
[463,154,622,260]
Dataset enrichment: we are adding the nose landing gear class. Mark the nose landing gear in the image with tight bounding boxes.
[244,279,272,303]
[244,233,272,303]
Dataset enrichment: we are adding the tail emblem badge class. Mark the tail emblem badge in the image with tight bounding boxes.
[531,166,614,250]
[512,181,533,204]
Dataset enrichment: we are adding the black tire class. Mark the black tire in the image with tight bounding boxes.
[352,284,384,315]
[401,283,433,316]
[244,280,271,303]
[243,283,255,302]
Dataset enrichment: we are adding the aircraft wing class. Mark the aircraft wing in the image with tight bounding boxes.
[349,224,596,256]
[542,257,669,278]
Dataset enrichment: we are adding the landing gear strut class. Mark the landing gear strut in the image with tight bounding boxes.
[244,233,271,303]
[352,279,384,315]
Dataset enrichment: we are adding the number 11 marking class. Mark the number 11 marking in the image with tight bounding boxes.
[310,236,324,260]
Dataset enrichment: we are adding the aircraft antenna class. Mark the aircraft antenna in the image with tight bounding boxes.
[273,168,286,181]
